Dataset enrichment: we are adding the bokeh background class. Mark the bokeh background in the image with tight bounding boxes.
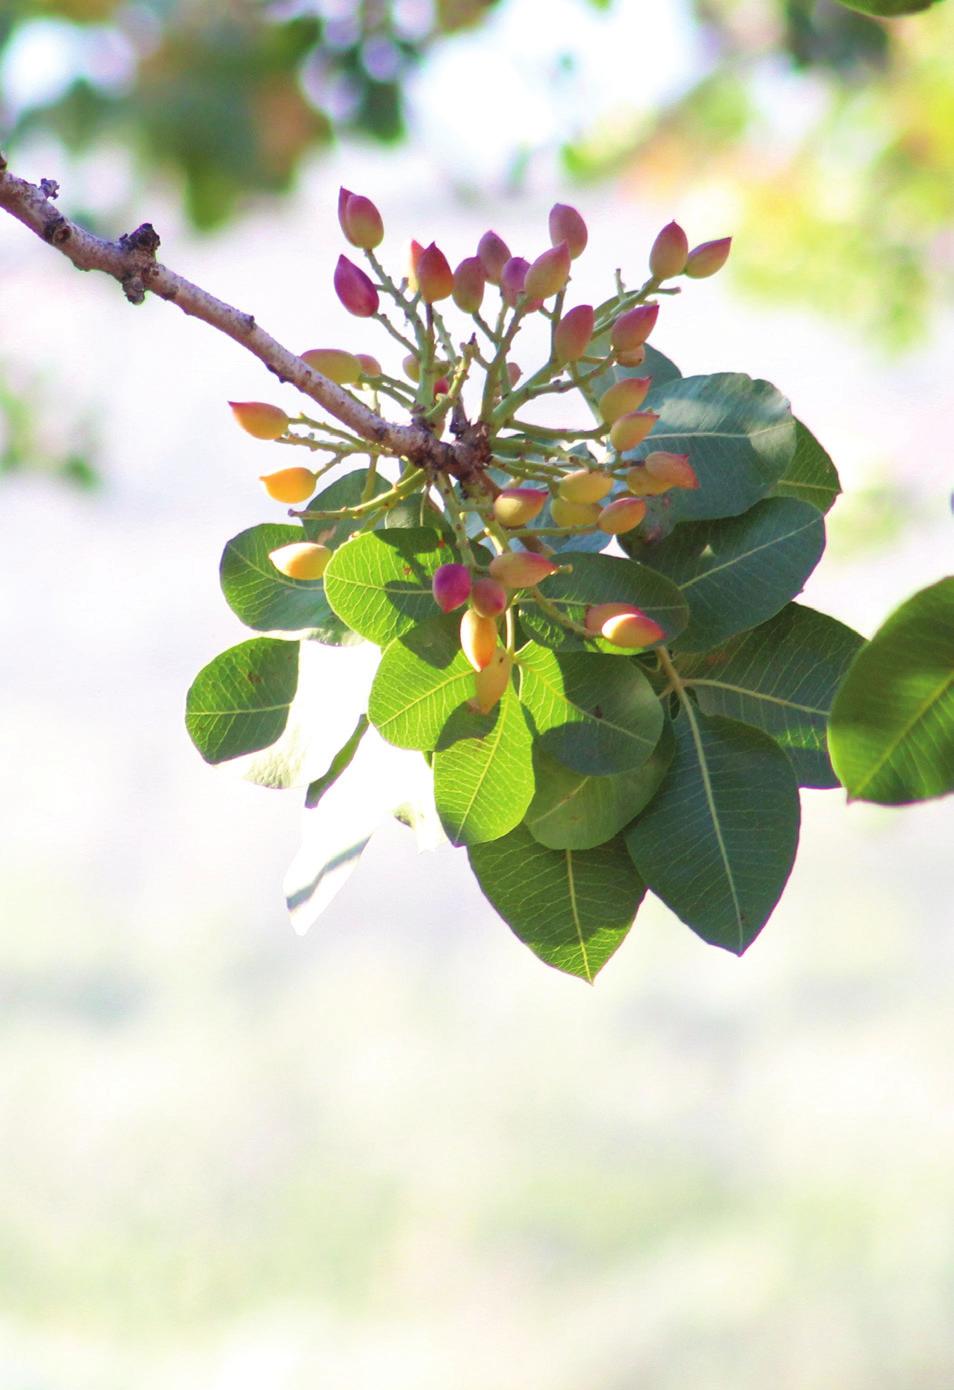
[1,2,953,1387]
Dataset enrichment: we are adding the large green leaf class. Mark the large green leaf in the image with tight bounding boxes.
[625,498,826,652]
[185,637,299,764]
[678,604,864,788]
[525,726,674,850]
[369,614,476,750]
[829,577,954,805]
[627,373,796,526]
[517,552,689,653]
[220,522,356,644]
[323,526,452,646]
[468,825,645,981]
[625,709,801,953]
[770,420,841,515]
[433,685,534,845]
[837,0,940,15]
[518,642,663,774]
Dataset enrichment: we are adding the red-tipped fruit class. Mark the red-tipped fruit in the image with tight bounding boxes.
[259,467,317,503]
[452,256,486,313]
[432,563,472,613]
[548,203,588,259]
[493,487,548,528]
[684,237,732,279]
[460,609,499,672]
[597,496,647,534]
[598,376,652,424]
[470,576,508,619]
[558,469,614,504]
[334,255,379,317]
[524,242,571,301]
[649,220,689,279]
[645,451,698,490]
[417,242,454,303]
[470,650,512,714]
[489,551,560,588]
[611,303,659,353]
[477,230,511,285]
[337,188,384,250]
[610,411,659,452]
[300,347,362,384]
[585,602,664,648]
[554,304,595,364]
[229,401,289,440]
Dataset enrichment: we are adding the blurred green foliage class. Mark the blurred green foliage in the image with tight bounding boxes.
[1,0,503,230]
[565,0,954,346]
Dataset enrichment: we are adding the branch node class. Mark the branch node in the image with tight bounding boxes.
[39,178,60,200]
[43,215,71,246]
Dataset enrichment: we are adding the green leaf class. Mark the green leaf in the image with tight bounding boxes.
[625,709,801,953]
[771,420,841,514]
[837,0,940,15]
[305,714,369,808]
[678,604,864,788]
[630,373,797,526]
[323,526,452,646]
[517,552,689,653]
[220,522,357,644]
[433,685,534,846]
[829,576,954,804]
[468,825,645,981]
[301,466,391,548]
[518,642,664,774]
[625,498,826,652]
[525,725,674,850]
[185,637,299,764]
[369,614,476,750]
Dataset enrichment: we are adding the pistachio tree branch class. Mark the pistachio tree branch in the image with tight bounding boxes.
[0,156,484,478]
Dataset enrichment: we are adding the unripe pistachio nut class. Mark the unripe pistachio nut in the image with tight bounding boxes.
[625,465,671,498]
[597,496,648,534]
[460,609,499,672]
[598,376,652,424]
[489,551,560,589]
[470,576,508,618]
[548,203,588,259]
[259,466,317,503]
[229,401,289,440]
[337,188,384,250]
[645,451,698,490]
[300,347,362,385]
[268,542,331,580]
[355,353,383,378]
[524,242,571,301]
[558,468,614,504]
[611,303,659,353]
[477,230,511,285]
[432,562,472,613]
[493,487,548,528]
[452,256,486,313]
[470,650,513,714]
[417,242,454,303]
[684,237,732,279]
[610,411,659,452]
[551,496,602,529]
[584,602,664,648]
[334,255,379,317]
[649,220,689,279]
[554,304,595,364]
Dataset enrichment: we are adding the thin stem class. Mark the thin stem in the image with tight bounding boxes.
[526,584,591,638]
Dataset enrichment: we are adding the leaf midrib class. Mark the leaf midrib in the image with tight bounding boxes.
[686,678,827,718]
[852,669,954,797]
[681,703,745,948]
[678,515,820,591]
[564,850,593,983]
[525,659,656,748]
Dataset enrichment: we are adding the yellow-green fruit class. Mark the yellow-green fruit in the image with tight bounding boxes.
[300,348,363,385]
[558,469,614,505]
[460,609,499,672]
[268,542,331,580]
[598,377,651,424]
[609,411,659,452]
[229,401,289,441]
[625,465,671,498]
[259,467,317,503]
[470,650,513,714]
[598,497,647,534]
[493,487,548,528]
[551,496,601,529]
